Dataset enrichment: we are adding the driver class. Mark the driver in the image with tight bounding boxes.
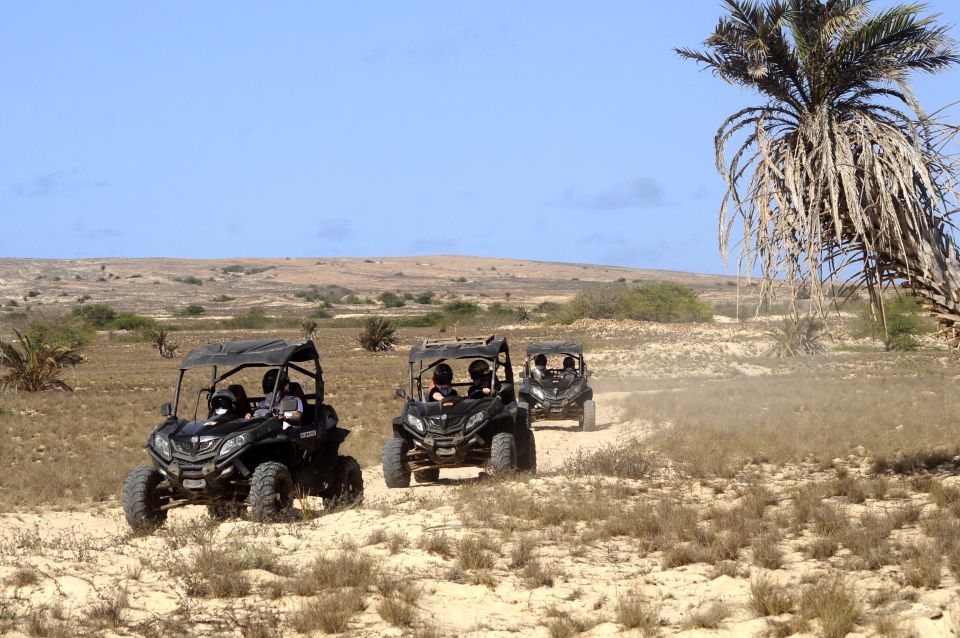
[429,363,457,401]
[560,356,578,380]
[248,369,303,425]
[468,360,493,398]
[532,354,549,380]
[208,389,241,421]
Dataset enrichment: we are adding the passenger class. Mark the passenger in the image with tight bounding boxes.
[532,354,549,380]
[429,363,457,401]
[249,369,303,425]
[560,356,578,380]
[468,360,493,398]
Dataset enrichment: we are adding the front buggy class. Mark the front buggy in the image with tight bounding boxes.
[121,338,362,530]
[382,335,536,487]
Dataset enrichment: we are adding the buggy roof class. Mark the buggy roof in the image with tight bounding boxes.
[408,335,508,363]
[180,339,319,370]
[526,341,583,357]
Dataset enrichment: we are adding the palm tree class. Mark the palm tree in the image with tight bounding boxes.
[678,0,960,343]
[0,329,85,391]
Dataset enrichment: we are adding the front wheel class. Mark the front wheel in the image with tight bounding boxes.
[581,400,596,431]
[248,461,294,521]
[490,433,517,475]
[122,467,168,532]
[383,438,412,488]
[324,456,364,509]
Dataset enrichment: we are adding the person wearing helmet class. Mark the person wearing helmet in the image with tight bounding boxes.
[428,363,457,401]
[532,354,549,380]
[467,359,493,399]
[560,356,578,380]
[250,368,303,425]
[208,389,240,421]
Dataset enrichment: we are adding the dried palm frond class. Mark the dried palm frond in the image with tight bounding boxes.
[679,0,960,345]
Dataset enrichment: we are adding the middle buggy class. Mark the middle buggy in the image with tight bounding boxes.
[518,341,595,430]
[382,335,536,487]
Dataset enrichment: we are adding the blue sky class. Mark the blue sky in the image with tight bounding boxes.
[2,1,958,274]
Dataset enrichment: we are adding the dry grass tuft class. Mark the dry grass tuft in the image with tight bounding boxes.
[418,533,454,559]
[291,588,366,634]
[751,532,784,569]
[457,536,498,571]
[378,597,419,628]
[287,552,377,596]
[615,594,660,635]
[750,574,795,616]
[684,602,731,629]
[560,439,660,479]
[900,542,942,588]
[799,574,862,638]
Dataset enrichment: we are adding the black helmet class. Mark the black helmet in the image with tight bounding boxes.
[534,354,547,367]
[468,359,490,380]
[209,389,237,415]
[433,363,453,386]
[563,356,576,370]
[262,368,288,394]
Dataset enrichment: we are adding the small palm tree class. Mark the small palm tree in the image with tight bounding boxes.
[358,317,398,352]
[0,329,85,391]
[767,316,828,356]
[678,1,960,344]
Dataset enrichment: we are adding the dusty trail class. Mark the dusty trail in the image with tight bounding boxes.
[362,390,646,504]
[0,389,646,540]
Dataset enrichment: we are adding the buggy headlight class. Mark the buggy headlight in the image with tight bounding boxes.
[152,434,171,461]
[465,412,485,430]
[406,414,425,434]
[218,433,249,458]
[530,386,545,400]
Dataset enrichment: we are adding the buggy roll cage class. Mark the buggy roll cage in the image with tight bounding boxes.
[406,336,513,402]
[171,339,325,418]
[524,341,586,375]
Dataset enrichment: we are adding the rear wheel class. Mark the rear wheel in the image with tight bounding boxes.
[122,467,168,532]
[581,400,596,431]
[490,433,517,475]
[248,461,293,521]
[324,456,364,509]
[414,468,440,483]
[383,438,411,488]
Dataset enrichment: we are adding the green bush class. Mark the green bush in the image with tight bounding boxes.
[295,284,353,304]
[174,276,204,286]
[110,314,157,331]
[396,312,445,327]
[443,300,481,318]
[849,296,934,350]
[415,292,435,305]
[71,304,118,328]
[485,303,513,319]
[178,304,206,317]
[310,307,333,319]
[558,283,713,324]
[211,295,235,303]
[379,292,405,308]
[358,317,398,352]
[222,309,271,329]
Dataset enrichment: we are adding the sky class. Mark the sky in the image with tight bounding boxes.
[2,1,959,274]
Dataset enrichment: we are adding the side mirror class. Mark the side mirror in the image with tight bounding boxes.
[395,388,407,400]
[279,397,299,413]
[160,403,172,417]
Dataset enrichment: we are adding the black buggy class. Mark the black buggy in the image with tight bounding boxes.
[382,335,535,487]
[518,341,595,430]
[121,338,362,530]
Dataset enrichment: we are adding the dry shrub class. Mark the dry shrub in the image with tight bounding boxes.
[750,574,795,616]
[684,602,731,630]
[418,533,454,559]
[457,536,498,571]
[805,536,839,560]
[522,560,558,588]
[288,552,377,596]
[799,574,862,638]
[901,542,942,588]
[5,567,40,587]
[560,439,659,479]
[181,546,253,598]
[509,534,538,568]
[84,589,128,630]
[291,588,366,634]
[378,597,418,628]
[615,594,660,635]
[751,532,784,569]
